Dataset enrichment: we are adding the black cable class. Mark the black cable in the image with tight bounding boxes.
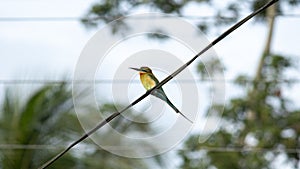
[38,0,279,168]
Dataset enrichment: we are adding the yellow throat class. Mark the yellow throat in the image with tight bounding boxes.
[139,72,157,90]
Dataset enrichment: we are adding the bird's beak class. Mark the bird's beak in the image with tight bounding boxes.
[129,67,141,72]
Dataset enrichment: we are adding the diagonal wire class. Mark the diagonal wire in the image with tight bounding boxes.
[38,0,279,168]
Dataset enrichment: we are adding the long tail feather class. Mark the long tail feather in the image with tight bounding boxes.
[152,89,193,123]
[178,111,193,123]
[165,98,193,123]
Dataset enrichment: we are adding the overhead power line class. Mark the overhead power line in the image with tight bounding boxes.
[0,13,299,22]
[38,1,280,168]
[0,144,299,153]
[0,79,299,84]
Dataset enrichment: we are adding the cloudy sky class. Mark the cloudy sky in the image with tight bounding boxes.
[1,0,299,107]
[1,0,299,80]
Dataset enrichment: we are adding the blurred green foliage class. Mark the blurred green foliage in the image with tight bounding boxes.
[81,0,300,168]
[179,54,300,168]
[0,84,163,169]
[82,0,299,34]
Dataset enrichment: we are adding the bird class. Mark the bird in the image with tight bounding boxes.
[130,66,193,123]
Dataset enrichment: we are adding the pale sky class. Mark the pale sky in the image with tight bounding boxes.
[0,1,299,80]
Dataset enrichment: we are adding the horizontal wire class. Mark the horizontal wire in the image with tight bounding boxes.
[0,79,299,84]
[0,144,58,150]
[0,13,299,22]
[183,146,300,153]
[0,144,298,153]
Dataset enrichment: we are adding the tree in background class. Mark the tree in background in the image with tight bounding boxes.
[181,1,300,169]
[82,0,300,168]
[0,84,81,169]
[0,84,163,169]
[82,0,298,33]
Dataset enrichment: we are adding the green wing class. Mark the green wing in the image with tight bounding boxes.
[148,73,160,85]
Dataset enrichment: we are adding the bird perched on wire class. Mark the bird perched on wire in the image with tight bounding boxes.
[130,66,193,123]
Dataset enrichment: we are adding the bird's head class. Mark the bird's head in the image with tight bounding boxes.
[130,66,152,74]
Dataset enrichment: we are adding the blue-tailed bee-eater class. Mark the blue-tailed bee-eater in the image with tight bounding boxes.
[130,66,193,123]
